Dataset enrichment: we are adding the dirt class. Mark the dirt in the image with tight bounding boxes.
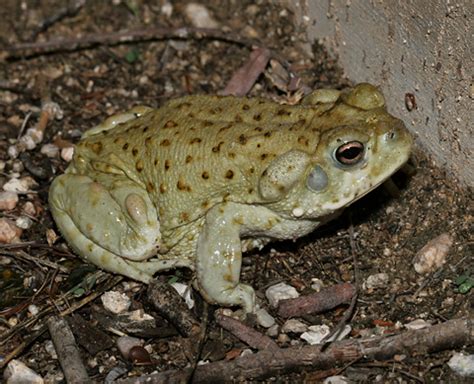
[0,1,472,383]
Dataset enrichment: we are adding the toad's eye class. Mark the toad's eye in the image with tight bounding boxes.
[334,141,365,166]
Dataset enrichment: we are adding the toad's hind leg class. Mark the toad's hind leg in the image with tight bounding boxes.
[49,173,162,282]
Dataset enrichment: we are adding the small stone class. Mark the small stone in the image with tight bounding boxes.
[255,307,275,328]
[170,282,194,309]
[184,3,220,29]
[448,352,474,377]
[277,333,290,344]
[281,319,308,334]
[12,160,24,173]
[28,304,39,316]
[266,324,279,338]
[161,2,173,17]
[414,233,453,274]
[3,177,38,193]
[44,340,58,359]
[300,324,330,344]
[323,376,351,384]
[310,278,324,292]
[40,143,60,158]
[46,228,59,246]
[363,273,389,290]
[4,359,44,384]
[15,216,33,229]
[116,336,143,360]
[0,218,22,244]
[0,191,19,211]
[61,146,74,162]
[22,201,36,216]
[101,291,131,314]
[265,282,299,307]
[404,319,431,330]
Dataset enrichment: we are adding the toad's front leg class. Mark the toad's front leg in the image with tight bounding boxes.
[195,203,285,313]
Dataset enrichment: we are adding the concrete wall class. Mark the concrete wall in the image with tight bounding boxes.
[288,0,473,186]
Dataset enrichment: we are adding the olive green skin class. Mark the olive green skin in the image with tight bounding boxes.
[49,83,412,312]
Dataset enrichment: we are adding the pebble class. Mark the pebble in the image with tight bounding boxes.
[310,278,324,292]
[301,325,352,345]
[40,143,60,158]
[28,304,39,316]
[413,233,453,274]
[3,176,38,193]
[44,340,58,359]
[448,352,474,377]
[184,3,220,29]
[15,216,33,229]
[0,191,19,211]
[404,319,431,330]
[281,319,308,334]
[255,307,276,328]
[0,218,22,244]
[22,201,36,216]
[3,359,44,384]
[363,273,390,290]
[101,291,131,314]
[60,146,74,162]
[323,376,351,384]
[265,282,299,307]
[116,336,143,360]
[170,282,195,309]
[266,324,279,338]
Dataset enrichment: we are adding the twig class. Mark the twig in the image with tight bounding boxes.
[116,317,473,383]
[4,27,260,59]
[215,313,279,351]
[277,282,356,319]
[47,316,90,383]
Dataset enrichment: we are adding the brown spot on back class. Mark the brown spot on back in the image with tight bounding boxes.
[225,170,234,179]
[260,153,268,160]
[154,158,159,166]
[202,171,209,180]
[132,148,138,157]
[91,142,103,154]
[164,159,171,171]
[249,167,255,174]
[142,126,149,133]
[234,114,243,122]
[164,120,178,128]
[136,160,144,172]
[122,143,129,150]
[218,123,233,133]
[190,137,202,144]
[201,200,210,209]
[228,152,236,159]
[276,108,292,116]
[238,134,247,145]
[160,139,171,146]
[202,121,214,127]
[180,212,190,221]
[146,182,155,193]
[177,178,192,192]
[242,104,250,111]
[248,188,254,194]
[254,126,263,132]
[159,183,166,193]
[145,137,152,146]
[253,113,262,121]
[185,155,193,163]
[298,136,309,146]
[264,131,272,138]
[212,141,224,153]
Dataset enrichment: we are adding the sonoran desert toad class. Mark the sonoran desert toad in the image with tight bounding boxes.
[49,83,412,313]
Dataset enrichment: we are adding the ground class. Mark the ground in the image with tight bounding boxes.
[0,1,472,383]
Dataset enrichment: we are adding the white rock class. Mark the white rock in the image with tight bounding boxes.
[0,191,19,211]
[301,325,352,345]
[310,278,324,292]
[0,218,22,244]
[323,375,351,384]
[448,352,474,377]
[22,201,36,216]
[414,233,453,274]
[266,324,279,338]
[40,143,60,158]
[300,324,330,344]
[4,359,44,384]
[15,216,33,229]
[116,336,143,360]
[255,307,275,328]
[161,2,173,17]
[404,319,432,330]
[184,3,220,29]
[60,146,74,162]
[265,282,299,307]
[127,309,154,322]
[363,273,389,290]
[12,160,24,173]
[28,304,39,316]
[101,291,131,314]
[281,319,308,334]
[171,282,195,309]
[44,340,58,359]
[241,349,253,357]
[3,177,38,193]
